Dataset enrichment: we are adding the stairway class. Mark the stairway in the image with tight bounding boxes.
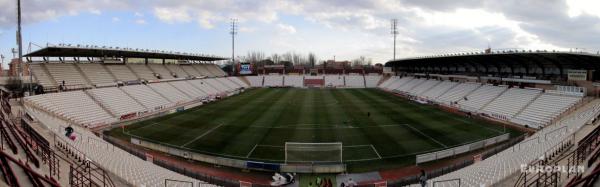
[125,64,142,80]
[83,90,117,118]
[101,64,118,82]
[477,86,508,111]
[376,75,390,87]
[73,63,93,87]
[513,92,543,118]
[40,64,59,87]
[117,87,151,110]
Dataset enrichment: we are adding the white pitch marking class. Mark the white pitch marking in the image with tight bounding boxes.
[181,123,226,147]
[370,144,382,159]
[246,144,258,158]
[402,123,448,147]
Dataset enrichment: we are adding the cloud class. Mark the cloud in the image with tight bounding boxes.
[135,19,146,25]
[89,9,102,15]
[154,7,192,24]
[1,0,600,62]
[277,23,296,34]
[112,17,120,22]
[0,0,130,28]
[566,0,600,18]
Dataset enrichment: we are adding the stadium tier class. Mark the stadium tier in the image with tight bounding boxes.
[10,47,600,187]
[378,77,583,129]
[28,62,228,91]
[408,102,600,186]
[244,74,381,88]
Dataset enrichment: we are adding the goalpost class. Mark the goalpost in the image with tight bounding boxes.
[285,142,343,163]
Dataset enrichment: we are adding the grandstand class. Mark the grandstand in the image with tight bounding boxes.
[3,44,600,187]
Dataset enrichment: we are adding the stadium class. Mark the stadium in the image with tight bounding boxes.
[2,1,600,187]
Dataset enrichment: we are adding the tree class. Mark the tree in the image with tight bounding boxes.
[271,54,280,64]
[308,53,316,68]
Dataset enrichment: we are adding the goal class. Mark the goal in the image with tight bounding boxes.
[285,142,343,163]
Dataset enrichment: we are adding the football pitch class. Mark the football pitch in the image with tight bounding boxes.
[109,88,521,171]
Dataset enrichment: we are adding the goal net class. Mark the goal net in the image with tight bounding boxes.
[285,142,343,163]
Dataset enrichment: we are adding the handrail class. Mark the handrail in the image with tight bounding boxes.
[513,138,572,187]
[432,178,461,187]
[0,150,61,186]
[565,164,600,187]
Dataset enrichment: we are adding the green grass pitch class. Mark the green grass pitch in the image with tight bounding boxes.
[108,88,521,171]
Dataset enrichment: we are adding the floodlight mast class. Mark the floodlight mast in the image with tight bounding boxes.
[391,19,398,60]
[230,18,238,75]
[17,0,24,89]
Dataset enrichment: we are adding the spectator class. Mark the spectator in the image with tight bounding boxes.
[316,176,322,186]
[419,170,428,187]
[65,125,74,137]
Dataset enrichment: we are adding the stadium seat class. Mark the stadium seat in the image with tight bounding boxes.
[421,81,458,100]
[481,88,542,118]
[27,109,214,187]
[87,87,148,116]
[407,79,440,96]
[414,103,600,187]
[457,85,507,111]
[324,75,344,87]
[394,78,426,93]
[77,63,117,86]
[246,76,264,87]
[284,75,304,87]
[192,64,215,77]
[188,79,221,95]
[227,77,250,88]
[29,63,57,88]
[435,82,481,104]
[148,83,191,103]
[148,64,175,79]
[364,75,382,88]
[105,65,139,82]
[345,75,366,88]
[44,63,91,88]
[169,81,209,99]
[164,64,190,78]
[128,64,158,81]
[24,91,116,127]
[512,93,581,128]
[264,75,284,87]
[120,85,172,110]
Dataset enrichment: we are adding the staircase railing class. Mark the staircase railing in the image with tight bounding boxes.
[70,159,116,187]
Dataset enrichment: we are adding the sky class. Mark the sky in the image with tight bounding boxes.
[1,0,600,68]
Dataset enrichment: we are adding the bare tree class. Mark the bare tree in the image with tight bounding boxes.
[271,54,280,64]
[351,56,373,67]
[308,53,316,68]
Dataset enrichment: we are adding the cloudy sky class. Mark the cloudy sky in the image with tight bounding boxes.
[1,0,600,67]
